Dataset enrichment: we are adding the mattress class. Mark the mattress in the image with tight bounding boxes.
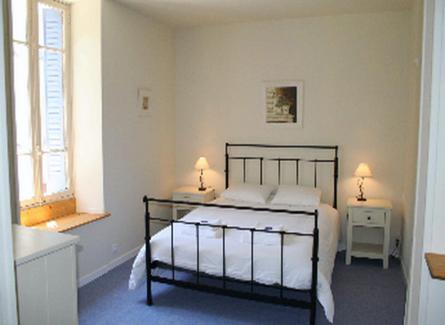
[129,198,340,322]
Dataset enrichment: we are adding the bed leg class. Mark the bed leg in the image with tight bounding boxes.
[144,196,153,306]
[147,283,153,306]
[309,305,316,325]
[309,209,319,325]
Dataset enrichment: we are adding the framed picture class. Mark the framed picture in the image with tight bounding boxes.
[264,80,304,127]
[138,88,152,116]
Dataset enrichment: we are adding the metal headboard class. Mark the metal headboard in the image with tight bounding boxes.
[224,143,339,208]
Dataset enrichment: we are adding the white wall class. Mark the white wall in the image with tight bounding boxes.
[175,12,412,248]
[401,0,422,281]
[68,0,107,284]
[100,0,175,274]
[68,0,176,283]
[71,0,104,213]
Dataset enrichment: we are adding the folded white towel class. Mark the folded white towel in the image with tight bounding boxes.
[241,224,285,246]
[180,219,222,238]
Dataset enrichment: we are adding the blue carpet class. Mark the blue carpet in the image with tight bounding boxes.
[79,252,406,324]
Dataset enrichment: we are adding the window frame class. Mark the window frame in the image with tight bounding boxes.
[13,0,72,208]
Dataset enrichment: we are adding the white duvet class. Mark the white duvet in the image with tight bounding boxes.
[129,198,340,322]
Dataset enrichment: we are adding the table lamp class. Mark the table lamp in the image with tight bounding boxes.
[355,163,372,201]
[195,157,209,191]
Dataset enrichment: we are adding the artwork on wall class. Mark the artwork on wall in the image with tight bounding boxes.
[264,81,304,126]
[138,88,152,116]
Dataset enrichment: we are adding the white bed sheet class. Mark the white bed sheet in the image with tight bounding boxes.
[129,198,340,322]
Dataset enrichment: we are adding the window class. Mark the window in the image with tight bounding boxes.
[11,0,71,207]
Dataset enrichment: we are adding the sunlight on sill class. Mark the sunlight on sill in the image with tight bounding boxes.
[20,198,110,233]
[32,212,111,233]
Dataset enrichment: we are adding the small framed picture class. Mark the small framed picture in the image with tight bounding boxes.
[264,80,304,127]
[138,88,152,116]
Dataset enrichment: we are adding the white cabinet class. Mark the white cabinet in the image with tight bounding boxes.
[13,225,79,325]
[346,198,392,269]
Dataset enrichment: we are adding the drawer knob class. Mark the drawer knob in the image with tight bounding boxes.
[367,216,371,220]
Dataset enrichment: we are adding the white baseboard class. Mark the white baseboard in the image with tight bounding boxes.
[78,246,140,288]
[401,258,409,285]
[337,241,346,252]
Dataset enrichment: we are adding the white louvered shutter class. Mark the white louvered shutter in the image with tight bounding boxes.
[39,3,68,196]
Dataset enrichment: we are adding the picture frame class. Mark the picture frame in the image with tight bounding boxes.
[264,80,304,127]
[137,88,152,116]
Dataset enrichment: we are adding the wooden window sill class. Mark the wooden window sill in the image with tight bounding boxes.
[425,253,445,280]
[21,198,110,233]
[31,212,111,233]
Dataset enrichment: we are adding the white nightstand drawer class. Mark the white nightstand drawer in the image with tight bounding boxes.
[173,193,202,202]
[352,208,385,225]
[173,187,215,203]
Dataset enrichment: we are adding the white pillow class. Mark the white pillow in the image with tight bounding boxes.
[221,183,276,204]
[270,185,322,206]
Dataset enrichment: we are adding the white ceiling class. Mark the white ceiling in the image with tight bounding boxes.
[116,0,413,28]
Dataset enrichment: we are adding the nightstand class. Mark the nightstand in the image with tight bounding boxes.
[346,197,392,269]
[172,186,215,220]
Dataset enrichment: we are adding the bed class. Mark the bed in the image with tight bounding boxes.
[130,143,339,325]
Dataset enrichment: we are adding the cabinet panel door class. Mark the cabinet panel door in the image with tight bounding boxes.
[16,258,49,325]
[46,246,78,325]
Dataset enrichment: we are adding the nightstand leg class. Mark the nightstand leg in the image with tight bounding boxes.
[383,228,389,269]
[383,212,390,269]
[172,206,177,221]
[346,219,352,265]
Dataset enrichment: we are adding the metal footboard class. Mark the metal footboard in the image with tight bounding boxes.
[143,197,320,325]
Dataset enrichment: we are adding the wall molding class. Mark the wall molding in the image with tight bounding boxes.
[406,1,445,324]
[0,0,19,323]
[401,258,409,285]
[78,246,140,288]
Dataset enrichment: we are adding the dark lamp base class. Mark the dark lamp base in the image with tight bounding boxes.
[357,197,367,201]
[198,187,207,191]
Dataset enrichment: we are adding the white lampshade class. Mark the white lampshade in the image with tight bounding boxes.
[195,157,209,170]
[355,163,372,178]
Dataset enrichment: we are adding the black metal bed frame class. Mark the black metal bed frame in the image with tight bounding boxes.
[143,143,339,325]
